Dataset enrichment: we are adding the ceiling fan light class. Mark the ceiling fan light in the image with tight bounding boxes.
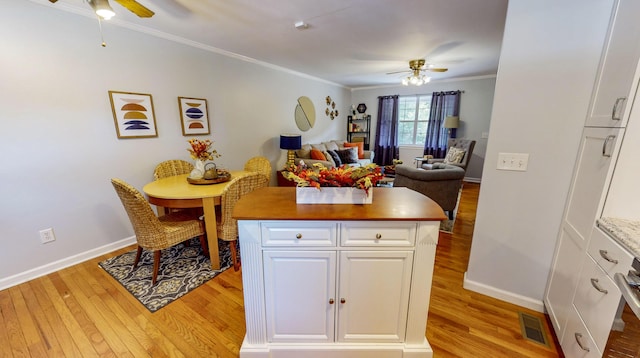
[91,0,115,20]
[402,77,409,86]
[96,8,115,20]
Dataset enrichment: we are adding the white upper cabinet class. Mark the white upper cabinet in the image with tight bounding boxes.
[585,0,640,128]
[563,127,624,247]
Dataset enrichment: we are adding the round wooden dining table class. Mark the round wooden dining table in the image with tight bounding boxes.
[143,171,250,270]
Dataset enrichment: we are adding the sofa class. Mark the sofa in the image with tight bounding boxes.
[393,164,465,219]
[294,139,375,168]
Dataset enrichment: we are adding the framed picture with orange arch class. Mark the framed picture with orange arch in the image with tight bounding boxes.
[109,90,157,139]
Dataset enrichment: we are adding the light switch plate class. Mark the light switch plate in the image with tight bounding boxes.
[497,153,529,171]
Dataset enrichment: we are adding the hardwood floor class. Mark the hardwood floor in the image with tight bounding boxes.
[0,182,562,357]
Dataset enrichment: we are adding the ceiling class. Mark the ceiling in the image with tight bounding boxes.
[37,0,508,88]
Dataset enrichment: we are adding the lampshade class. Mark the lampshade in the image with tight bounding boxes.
[443,116,460,129]
[280,134,302,150]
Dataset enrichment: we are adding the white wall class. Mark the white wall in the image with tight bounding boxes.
[0,0,350,287]
[350,77,496,182]
[465,0,615,311]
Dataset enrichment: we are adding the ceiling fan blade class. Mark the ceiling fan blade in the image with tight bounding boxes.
[386,70,411,75]
[428,68,448,72]
[48,0,58,2]
[113,0,154,17]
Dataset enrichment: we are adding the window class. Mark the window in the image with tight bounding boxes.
[397,95,431,145]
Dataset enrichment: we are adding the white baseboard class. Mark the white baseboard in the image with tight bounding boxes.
[463,272,545,312]
[0,236,136,291]
[463,177,481,183]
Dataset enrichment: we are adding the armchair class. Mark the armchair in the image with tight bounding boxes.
[393,164,465,219]
[424,139,476,171]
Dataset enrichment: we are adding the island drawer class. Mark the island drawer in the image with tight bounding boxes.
[261,221,337,246]
[340,222,416,247]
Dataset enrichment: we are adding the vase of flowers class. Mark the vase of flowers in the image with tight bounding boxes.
[283,162,384,204]
[187,139,220,179]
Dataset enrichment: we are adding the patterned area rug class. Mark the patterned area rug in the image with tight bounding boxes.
[440,187,462,233]
[99,238,233,312]
[440,216,455,233]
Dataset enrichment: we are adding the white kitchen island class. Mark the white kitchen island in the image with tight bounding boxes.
[232,187,446,358]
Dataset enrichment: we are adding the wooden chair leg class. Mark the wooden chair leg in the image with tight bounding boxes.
[152,250,161,285]
[133,246,143,267]
[229,241,240,271]
[199,235,209,256]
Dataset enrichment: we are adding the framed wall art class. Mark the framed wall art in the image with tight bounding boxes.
[178,97,210,135]
[108,91,157,139]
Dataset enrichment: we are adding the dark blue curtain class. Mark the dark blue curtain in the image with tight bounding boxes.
[423,91,461,157]
[373,95,399,166]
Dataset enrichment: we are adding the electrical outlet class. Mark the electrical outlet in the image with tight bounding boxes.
[39,228,56,244]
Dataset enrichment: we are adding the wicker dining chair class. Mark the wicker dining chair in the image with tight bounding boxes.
[216,172,269,271]
[111,178,208,284]
[153,159,196,214]
[243,156,272,182]
[153,159,194,180]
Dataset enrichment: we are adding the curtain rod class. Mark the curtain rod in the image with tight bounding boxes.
[403,90,465,96]
[379,90,465,99]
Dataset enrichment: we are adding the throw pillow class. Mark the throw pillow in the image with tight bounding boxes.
[296,144,312,159]
[443,147,466,164]
[323,151,336,167]
[311,143,328,152]
[310,149,326,161]
[326,150,342,166]
[344,142,364,159]
[336,147,359,164]
[323,141,340,152]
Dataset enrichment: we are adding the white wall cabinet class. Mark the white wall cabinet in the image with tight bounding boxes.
[545,127,623,337]
[545,227,585,334]
[239,219,438,357]
[563,127,624,248]
[585,0,640,127]
[544,1,640,356]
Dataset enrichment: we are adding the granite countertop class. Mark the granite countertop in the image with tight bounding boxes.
[597,217,640,258]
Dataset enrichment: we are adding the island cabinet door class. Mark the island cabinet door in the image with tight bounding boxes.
[263,250,337,343]
[337,251,413,343]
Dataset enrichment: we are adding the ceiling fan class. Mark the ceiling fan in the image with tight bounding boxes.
[48,0,155,19]
[387,59,448,86]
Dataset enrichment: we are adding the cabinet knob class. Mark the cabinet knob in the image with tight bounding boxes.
[590,278,608,294]
[296,233,302,239]
[574,333,590,352]
[598,249,619,264]
[611,97,626,121]
[340,298,346,304]
[329,298,334,304]
[375,233,382,239]
[602,135,616,157]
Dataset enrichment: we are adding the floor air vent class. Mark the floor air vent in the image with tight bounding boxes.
[518,312,550,347]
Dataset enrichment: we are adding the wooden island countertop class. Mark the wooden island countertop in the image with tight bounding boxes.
[233,187,446,221]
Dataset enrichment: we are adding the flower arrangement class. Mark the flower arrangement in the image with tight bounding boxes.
[187,139,221,161]
[283,161,384,193]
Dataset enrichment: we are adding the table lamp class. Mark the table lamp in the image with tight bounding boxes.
[443,116,459,138]
[280,134,302,167]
